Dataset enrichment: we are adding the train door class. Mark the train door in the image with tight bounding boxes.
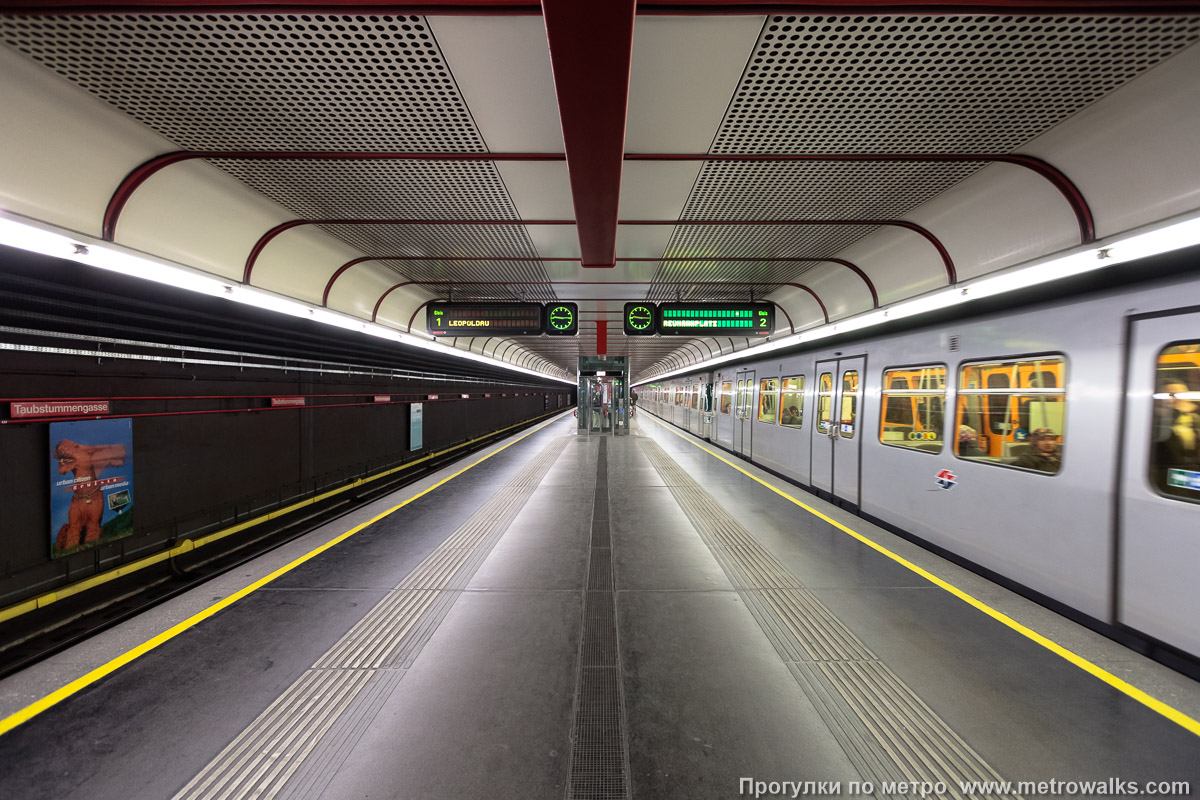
[810,357,865,506]
[732,369,756,458]
[1118,313,1200,658]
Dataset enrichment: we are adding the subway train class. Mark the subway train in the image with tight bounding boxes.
[637,261,1200,670]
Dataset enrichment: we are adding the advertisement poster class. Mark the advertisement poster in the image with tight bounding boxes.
[410,403,423,451]
[49,418,134,559]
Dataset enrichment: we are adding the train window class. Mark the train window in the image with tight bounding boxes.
[780,375,804,428]
[720,381,733,414]
[1150,344,1200,501]
[817,373,833,433]
[956,357,1066,473]
[839,371,860,439]
[880,365,946,452]
[758,378,779,423]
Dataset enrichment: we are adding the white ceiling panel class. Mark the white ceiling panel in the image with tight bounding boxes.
[431,16,563,153]
[526,224,580,259]
[496,162,574,220]
[618,161,704,220]
[626,16,765,153]
[615,226,676,260]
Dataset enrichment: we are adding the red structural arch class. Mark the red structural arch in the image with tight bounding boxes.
[11,2,1199,16]
[369,280,826,327]
[105,150,1092,255]
[244,218,955,286]
[325,255,878,309]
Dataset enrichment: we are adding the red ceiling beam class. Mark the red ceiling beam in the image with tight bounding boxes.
[8,2,1197,15]
[331,256,877,308]
[541,0,636,268]
[246,217,952,285]
[106,150,1091,247]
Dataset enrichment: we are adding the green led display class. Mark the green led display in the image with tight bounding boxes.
[657,303,774,337]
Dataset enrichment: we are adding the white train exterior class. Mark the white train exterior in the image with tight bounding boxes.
[639,265,1200,668]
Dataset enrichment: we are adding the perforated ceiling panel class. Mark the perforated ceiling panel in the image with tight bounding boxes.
[211,160,527,221]
[713,15,1200,155]
[680,161,985,221]
[0,13,567,364]
[648,14,1200,313]
[0,14,482,151]
[652,225,878,291]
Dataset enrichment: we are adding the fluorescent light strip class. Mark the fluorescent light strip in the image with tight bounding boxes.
[0,216,574,384]
[636,212,1200,386]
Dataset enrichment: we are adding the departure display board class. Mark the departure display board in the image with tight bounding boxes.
[658,303,774,336]
[427,303,544,336]
[623,302,658,336]
[543,303,579,336]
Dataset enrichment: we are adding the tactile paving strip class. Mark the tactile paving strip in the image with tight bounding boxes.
[568,437,632,800]
[171,436,567,800]
[638,437,1018,800]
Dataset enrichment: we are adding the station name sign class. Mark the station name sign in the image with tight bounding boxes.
[427,302,578,336]
[623,302,774,337]
[10,400,111,418]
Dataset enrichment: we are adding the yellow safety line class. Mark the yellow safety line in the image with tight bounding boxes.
[644,415,1200,739]
[0,411,571,738]
[0,409,565,625]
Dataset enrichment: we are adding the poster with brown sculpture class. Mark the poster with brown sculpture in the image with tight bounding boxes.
[49,419,134,558]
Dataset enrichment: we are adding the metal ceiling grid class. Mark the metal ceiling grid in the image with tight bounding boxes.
[645,13,1200,321]
[652,225,879,288]
[645,276,818,303]
[0,13,563,356]
[209,159,530,221]
[0,14,484,151]
[679,161,986,221]
[711,15,1200,155]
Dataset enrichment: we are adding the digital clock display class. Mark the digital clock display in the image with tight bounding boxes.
[426,303,545,336]
[657,303,774,336]
[623,302,658,337]
[544,303,579,336]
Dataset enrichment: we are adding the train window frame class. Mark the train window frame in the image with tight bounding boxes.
[758,378,779,423]
[954,354,1068,475]
[839,370,860,439]
[879,364,947,454]
[779,375,805,428]
[720,381,733,415]
[1149,342,1200,504]
[817,372,834,434]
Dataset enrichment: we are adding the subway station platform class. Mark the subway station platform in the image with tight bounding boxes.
[1,412,1198,800]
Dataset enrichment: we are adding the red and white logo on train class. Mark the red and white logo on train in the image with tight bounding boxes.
[935,469,957,490]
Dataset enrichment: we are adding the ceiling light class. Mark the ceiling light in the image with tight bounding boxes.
[0,214,574,384]
[637,212,1200,386]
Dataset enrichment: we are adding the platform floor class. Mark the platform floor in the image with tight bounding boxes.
[1,412,1198,800]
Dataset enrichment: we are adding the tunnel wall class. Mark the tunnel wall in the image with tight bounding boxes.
[0,346,571,608]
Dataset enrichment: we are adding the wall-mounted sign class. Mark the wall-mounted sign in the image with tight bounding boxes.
[657,303,774,336]
[374,395,391,403]
[410,402,423,451]
[12,400,110,419]
[544,303,579,336]
[427,302,544,336]
[271,396,306,407]
[49,418,134,558]
[623,302,658,336]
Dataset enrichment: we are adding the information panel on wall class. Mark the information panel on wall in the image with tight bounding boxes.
[657,303,774,336]
[623,302,658,337]
[543,303,579,336]
[427,303,544,336]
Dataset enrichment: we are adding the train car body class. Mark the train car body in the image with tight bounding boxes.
[642,266,1200,665]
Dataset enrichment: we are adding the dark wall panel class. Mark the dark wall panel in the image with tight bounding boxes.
[0,348,571,608]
